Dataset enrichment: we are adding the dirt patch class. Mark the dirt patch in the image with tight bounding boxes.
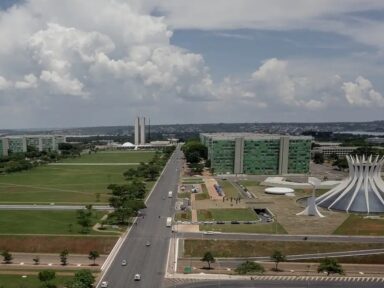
[0,235,118,254]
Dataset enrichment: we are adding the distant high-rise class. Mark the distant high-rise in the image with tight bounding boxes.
[134,116,146,145]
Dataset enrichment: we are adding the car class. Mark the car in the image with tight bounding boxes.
[134,274,141,281]
[203,231,214,235]
[146,241,151,246]
[216,221,225,224]
[230,220,240,224]
[101,281,108,288]
[121,260,127,266]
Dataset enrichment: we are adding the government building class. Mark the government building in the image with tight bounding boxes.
[200,133,312,175]
[0,135,65,157]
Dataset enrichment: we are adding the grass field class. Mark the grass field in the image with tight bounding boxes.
[197,209,258,221]
[334,214,384,236]
[61,151,155,163]
[175,211,192,221]
[195,184,210,200]
[200,223,287,234]
[181,178,204,184]
[0,274,73,288]
[238,180,260,187]
[217,180,239,198]
[0,210,111,235]
[184,239,384,258]
[0,151,156,203]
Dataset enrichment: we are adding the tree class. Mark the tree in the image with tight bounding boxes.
[33,256,40,265]
[317,258,344,276]
[201,251,215,269]
[77,205,94,234]
[88,251,100,266]
[313,152,324,164]
[235,261,265,275]
[332,157,348,171]
[270,250,286,271]
[1,250,13,264]
[60,249,69,266]
[67,269,95,288]
[38,270,56,285]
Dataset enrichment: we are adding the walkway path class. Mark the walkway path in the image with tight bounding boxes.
[49,163,139,166]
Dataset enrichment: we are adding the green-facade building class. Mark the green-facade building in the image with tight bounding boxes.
[201,133,312,175]
[0,135,65,157]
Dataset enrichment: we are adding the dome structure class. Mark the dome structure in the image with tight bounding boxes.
[265,187,294,195]
[122,142,135,147]
[316,155,384,214]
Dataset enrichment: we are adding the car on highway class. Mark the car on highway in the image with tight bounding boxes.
[101,281,108,287]
[134,274,141,281]
[121,260,127,266]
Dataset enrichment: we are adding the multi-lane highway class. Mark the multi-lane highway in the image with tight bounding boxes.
[97,145,183,287]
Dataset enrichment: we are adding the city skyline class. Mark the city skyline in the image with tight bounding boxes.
[1,1,384,129]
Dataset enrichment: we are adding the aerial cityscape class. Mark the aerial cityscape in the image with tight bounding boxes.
[1,1,384,288]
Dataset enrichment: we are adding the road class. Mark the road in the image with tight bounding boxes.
[97,145,183,287]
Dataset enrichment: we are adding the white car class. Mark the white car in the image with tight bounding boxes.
[145,241,151,247]
[121,260,127,266]
[101,281,108,288]
[134,274,141,281]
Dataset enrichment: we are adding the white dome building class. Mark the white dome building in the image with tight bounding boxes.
[316,155,384,214]
[121,142,135,148]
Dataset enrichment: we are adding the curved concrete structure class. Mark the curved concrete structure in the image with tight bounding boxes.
[316,155,384,214]
[265,187,294,195]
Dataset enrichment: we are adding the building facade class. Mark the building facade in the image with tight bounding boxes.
[201,133,312,175]
[134,116,146,145]
[0,135,65,157]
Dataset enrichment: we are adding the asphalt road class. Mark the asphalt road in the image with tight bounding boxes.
[173,280,384,288]
[98,146,183,288]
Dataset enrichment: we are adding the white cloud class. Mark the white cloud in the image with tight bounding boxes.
[343,76,384,107]
[15,74,38,89]
[0,76,12,90]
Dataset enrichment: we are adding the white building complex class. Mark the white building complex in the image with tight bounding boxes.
[316,155,384,214]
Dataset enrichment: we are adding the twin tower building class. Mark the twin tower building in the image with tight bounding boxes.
[134,116,147,145]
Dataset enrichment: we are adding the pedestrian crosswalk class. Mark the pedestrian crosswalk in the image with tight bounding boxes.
[248,275,384,282]
[164,275,384,287]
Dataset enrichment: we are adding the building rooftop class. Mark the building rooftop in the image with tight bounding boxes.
[200,132,312,140]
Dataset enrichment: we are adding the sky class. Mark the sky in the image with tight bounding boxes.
[1,0,384,128]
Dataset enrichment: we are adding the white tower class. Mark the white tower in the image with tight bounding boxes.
[297,178,325,217]
[134,116,146,145]
[316,155,384,214]
[140,117,146,145]
[134,117,140,145]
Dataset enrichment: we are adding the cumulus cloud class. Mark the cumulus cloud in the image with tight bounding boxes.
[0,0,216,127]
[343,76,384,107]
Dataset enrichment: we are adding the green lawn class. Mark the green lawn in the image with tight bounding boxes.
[0,165,132,203]
[238,180,260,187]
[0,151,158,204]
[195,184,209,200]
[61,151,155,163]
[197,208,258,221]
[175,211,192,221]
[0,210,110,235]
[334,214,384,236]
[0,274,73,288]
[200,223,287,234]
[217,180,239,198]
[184,239,384,258]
